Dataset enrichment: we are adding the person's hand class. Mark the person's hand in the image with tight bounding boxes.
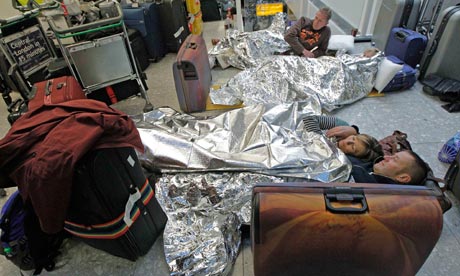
[326,126,357,140]
[302,49,315,58]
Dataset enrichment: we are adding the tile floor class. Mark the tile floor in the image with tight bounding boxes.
[1,20,460,276]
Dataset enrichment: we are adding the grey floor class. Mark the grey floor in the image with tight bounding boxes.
[1,20,460,276]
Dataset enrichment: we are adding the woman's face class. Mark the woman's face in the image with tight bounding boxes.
[337,135,366,157]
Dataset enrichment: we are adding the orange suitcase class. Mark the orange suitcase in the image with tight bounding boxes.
[251,182,444,276]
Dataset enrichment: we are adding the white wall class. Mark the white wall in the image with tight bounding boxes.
[322,0,366,27]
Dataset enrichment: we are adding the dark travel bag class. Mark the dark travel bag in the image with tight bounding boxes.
[382,55,417,92]
[446,151,460,200]
[251,182,444,276]
[64,147,167,261]
[384,27,427,68]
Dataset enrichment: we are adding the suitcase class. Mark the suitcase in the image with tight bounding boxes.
[173,34,211,113]
[157,0,191,53]
[251,182,444,276]
[28,76,86,111]
[419,5,460,81]
[64,147,168,261]
[127,28,150,71]
[122,3,167,62]
[445,150,460,200]
[384,27,427,68]
[372,0,421,50]
[201,0,222,22]
[382,55,417,92]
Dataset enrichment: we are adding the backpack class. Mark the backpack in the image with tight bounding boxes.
[0,191,34,270]
[379,130,412,156]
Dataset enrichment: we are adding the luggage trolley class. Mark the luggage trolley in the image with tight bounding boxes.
[0,1,59,106]
[46,1,153,112]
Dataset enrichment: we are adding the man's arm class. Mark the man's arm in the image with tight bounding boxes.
[284,17,309,56]
[313,27,331,58]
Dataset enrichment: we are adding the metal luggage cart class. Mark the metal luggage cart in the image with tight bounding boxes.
[0,3,58,105]
[46,1,153,112]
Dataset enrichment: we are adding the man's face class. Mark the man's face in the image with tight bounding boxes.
[373,151,414,182]
[312,11,329,30]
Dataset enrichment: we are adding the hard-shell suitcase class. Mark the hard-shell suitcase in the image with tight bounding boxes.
[28,76,86,111]
[122,3,167,62]
[419,5,460,81]
[173,34,211,113]
[127,28,150,71]
[372,0,421,50]
[383,55,417,92]
[445,151,460,200]
[384,27,427,68]
[64,147,167,261]
[158,0,190,53]
[251,182,444,276]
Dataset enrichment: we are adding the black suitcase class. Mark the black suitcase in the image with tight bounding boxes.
[123,3,167,62]
[64,147,167,261]
[201,0,222,22]
[445,151,460,200]
[127,28,151,71]
[157,0,190,53]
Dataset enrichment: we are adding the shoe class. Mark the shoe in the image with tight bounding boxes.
[211,38,220,46]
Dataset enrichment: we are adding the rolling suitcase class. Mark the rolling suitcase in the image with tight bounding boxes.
[122,3,167,62]
[28,76,86,111]
[372,0,421,50]
[157,0,191,53]
[173,34,211,113]
[445,151,460,200]
[382,55,417,92]
[64,147,167,261]
[127,28,150,71]
[384,27,427,68]
[419,5,460,81]
[251,182,444,276]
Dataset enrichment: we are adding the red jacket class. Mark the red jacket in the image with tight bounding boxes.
[0,99,143,234]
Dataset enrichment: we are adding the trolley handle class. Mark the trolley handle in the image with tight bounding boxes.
[47,2,123,35]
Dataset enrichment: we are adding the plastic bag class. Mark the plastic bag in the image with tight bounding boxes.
[438,131,460,163]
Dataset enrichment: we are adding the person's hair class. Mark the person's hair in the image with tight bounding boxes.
[319,7,332,21]
[404,150,429,185]
[355,134,384,163]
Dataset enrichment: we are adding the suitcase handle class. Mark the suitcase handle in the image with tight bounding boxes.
[324,191,368,214]
[395,30,409,42]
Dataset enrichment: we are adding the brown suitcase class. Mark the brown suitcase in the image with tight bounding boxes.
[172,34,211,113]
[251,182,444,276]
[28,76,86,111]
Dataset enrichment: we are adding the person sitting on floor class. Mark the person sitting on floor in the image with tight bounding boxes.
[303,115,383,163]
[284,7,332,58]
[326,126,429,185]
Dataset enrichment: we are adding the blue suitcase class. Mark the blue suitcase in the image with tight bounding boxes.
[122,3,167,62]
[385,27,427,68]
[383,55,417,92]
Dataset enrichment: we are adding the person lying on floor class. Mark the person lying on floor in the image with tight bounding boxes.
[327,125,429,185]
[302,115,383,163]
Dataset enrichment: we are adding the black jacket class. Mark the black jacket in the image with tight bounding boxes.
[347,155,400,184]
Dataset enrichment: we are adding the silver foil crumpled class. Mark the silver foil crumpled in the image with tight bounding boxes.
[210,51,383,111]
[135,101,351,275]
[208,12,291,69]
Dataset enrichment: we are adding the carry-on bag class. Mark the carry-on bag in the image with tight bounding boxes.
[122,3,167,62]
[127,28,151,71]
[64,147,167,261]
[157,0,191,52]
[382,55,417,92]
[372,0,421,50]
[419,5,460,81]
[28,76,86,111]
[445,151,460,200]
[384,27,427,68]
[251,182,444,276]
[173,34,211,113]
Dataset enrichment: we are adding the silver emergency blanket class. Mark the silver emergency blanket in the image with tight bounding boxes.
[135,102,351,276]
[208,12,291,69]
[210,52,383,111]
